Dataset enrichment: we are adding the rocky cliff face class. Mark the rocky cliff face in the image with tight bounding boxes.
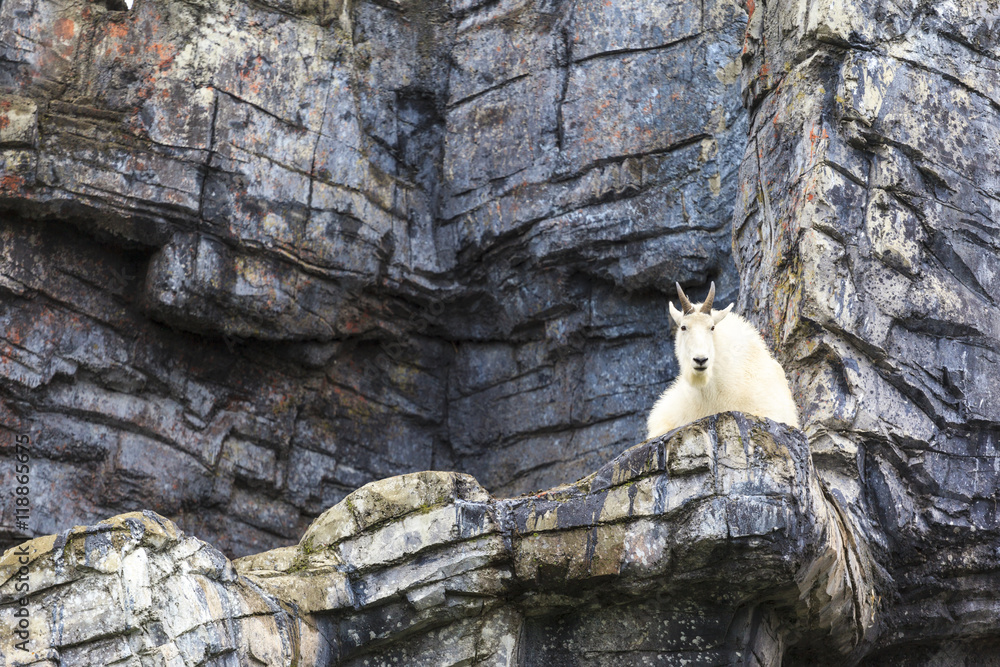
[0,0,744,557]
[2,416,877,665]
[1,0,999,663]
[734,0,1000,661]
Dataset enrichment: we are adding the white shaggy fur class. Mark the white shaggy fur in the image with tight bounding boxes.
[646,283,799,439]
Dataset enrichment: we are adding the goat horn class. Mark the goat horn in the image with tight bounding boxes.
[675,282,695,314]
[700,282,716,313]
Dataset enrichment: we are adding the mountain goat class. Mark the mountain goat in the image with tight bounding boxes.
[646,282,800,439]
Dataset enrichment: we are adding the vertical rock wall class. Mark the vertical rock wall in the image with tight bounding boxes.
[733,0,1000,660]
[0,0,747,556]
[3,0,1000,661]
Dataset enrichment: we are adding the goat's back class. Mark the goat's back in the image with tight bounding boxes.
[712,312,799,428]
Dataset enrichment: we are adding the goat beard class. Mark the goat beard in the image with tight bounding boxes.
[686,366,713,387]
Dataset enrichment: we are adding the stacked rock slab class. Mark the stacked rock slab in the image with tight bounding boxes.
[0,511,303,665]
[0,0,745,556]
[0,415,875,665]
[733,0,1000,661]
[1,0,999,662]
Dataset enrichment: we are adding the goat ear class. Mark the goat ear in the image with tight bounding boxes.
[712,303,734,324]
[669,301,683,327]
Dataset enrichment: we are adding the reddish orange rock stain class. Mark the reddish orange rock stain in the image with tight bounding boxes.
[6,325,22,347]
[0,174,25,192]
[54,17,75,41]
[0,116,9,131]
[807,123,829,162]
[108,23,129,39]
[151,43,175,70]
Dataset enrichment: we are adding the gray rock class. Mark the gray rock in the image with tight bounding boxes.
[1,417,873,665]
[1,0,999,661]
[734,0,1000,661]
[0,0,744,559]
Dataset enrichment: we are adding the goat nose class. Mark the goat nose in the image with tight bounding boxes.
[693,357,708,366]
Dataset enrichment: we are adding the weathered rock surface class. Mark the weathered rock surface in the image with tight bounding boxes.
[0,416,876,665]
[1,0,999,662]
[0,511,304,666]
[734,0,1000,661]
[0,0,744,557]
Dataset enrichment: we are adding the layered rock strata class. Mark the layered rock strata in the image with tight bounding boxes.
[0,0,998,661]
[734,0,1000,660]
[0,415,874,665]
[0,0,746,556]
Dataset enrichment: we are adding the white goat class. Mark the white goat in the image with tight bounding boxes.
[646,282,800,439]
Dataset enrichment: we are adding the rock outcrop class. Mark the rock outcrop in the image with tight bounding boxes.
[0,0,745,556]
[1,0,999,662]
[0,511,300,666]
[1,416,876,665]
[735,0,1000,661]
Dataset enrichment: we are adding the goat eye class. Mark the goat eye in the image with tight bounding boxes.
[681,326,686,331]
[711,326,715,331]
